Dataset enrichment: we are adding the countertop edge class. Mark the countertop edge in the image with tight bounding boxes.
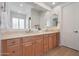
[1,31,59,40]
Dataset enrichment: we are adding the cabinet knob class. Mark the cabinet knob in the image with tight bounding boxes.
[12,51,15,53]
[12,41,15,43]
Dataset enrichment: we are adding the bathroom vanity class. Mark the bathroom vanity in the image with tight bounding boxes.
[1,30,59,56]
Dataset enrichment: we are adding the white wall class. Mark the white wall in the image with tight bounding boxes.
[40,11,46,28]
[31,9,41,28]
[40,11,53,28]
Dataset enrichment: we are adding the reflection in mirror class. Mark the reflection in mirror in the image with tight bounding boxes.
[0,2,32,31]
[46,14,58,27]
[10,11,26,29]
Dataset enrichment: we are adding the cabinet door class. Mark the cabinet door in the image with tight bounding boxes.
[48,33,59,50]
[34,39,43,56]
[49,34,54,50]
[56,32,60,47]
[1,40,7,56]
[22,41,34,56]
[1,38,22,56]
[53,33,57,48]
[43,35,49,54]
[7,46,21,56]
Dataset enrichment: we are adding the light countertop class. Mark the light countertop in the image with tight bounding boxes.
[1,29,59,40]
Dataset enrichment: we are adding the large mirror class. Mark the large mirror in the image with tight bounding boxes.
[0,2,31,30]
[46,14,58,27]
[0,2,59,31]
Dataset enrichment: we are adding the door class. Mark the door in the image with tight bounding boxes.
[73,3,79,50]
[62,3,79,50]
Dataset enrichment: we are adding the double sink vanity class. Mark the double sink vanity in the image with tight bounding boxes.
[1,29,60,56]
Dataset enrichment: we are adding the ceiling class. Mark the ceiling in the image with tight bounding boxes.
[5,2,67,12]
[26,2,48,12]
[18,2,67,11]
[30,2,67,11]
[43,2,66,8]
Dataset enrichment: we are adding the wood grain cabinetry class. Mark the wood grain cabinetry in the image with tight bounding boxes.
[1,38,22,56]
[34,35,43,56]
[22,37,34,56]
[22,35,44,56]
[1,32,59,56]
[22,41,34,56]
[49,34,54,49]
[48,32,60,50]
[7,46,21,56]
[53,34,57,48]
[56,32,60,47]
[43,34,49,54]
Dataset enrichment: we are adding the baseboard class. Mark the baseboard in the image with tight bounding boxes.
[60,45,79,52]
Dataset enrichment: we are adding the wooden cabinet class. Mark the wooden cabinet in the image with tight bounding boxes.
[52,33,57,48]
[56,32,60,47]
[43,34,49,54]
[22,41,34,56]
[1,38,22,56]
[1,40,7,56]
[51,32,60,48]
[22,35,44,56]
[48,32,60,50]
[1,32,59,56]
[7,46,21,56]
[34,35,43,56]
[49,34,54,49]
[22,37,34,56]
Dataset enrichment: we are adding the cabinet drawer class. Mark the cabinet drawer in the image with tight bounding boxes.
[22,41,34,56]
[31,35,43,40]
[35,39,43,43]
[7,39,20,46]
[49,33,56,37]
[7,46,20,56]
[44,34,49,38]
[22,37,32,43]
[23,41,33,46]
[22,35,43,43]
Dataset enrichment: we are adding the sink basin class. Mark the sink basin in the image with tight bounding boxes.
[25,28,44,33]
[44,30,53,32]
[25,30,40,33]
